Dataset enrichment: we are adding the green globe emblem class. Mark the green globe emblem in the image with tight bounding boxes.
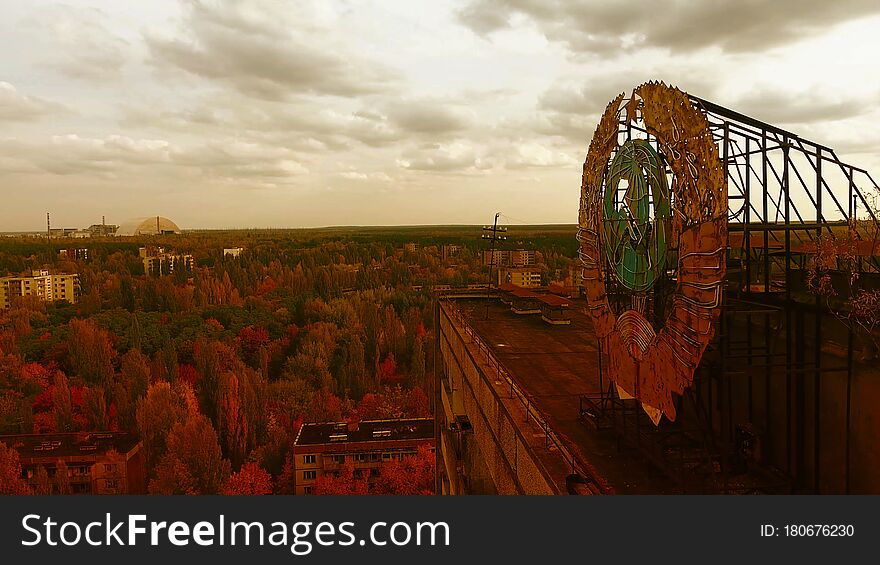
[602,139,672,293]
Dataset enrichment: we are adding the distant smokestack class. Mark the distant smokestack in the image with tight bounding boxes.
[47,212,50,240]
[157,215,160,235]
[102,215,105,227]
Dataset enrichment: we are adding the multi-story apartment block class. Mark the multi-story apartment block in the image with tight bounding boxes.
[58,248,90,261]
[139,247,194,276]
[0,270,79,309]
[291,418,434,495]
[0,431,146,494]
[482,249,536,267]
[497,267,543,288]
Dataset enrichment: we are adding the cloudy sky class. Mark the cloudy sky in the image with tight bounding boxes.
[1,0,879,230]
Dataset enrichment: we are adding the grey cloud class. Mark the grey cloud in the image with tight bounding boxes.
[385,100,470,134]
[146,0,397,99]
[0,83,66,122]
[397,143,482,172]
[122,93,476,152]
[457,0,880,55]
[25,5,129,81]
[0,134,171,176]
[729,87,874,125]
[170,140,308,181]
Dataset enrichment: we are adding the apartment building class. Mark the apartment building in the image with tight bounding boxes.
[497,267,543,288]
[139,247,194,276]
[0,270,79,309]
[0,431,146,494]
[291,418,434,495]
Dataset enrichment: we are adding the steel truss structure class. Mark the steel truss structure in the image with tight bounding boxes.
[580,90,880,493]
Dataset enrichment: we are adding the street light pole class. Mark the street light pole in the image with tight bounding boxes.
[482,212,507,320]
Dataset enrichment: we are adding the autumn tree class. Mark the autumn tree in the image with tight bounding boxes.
[52,372,74,432]
[373,445,435,495]
[66,318,115,384]
[218,368,267,468]
[222,462,272,495]
[136,381,196,475]
[55,460,72,495]
[149,414,230,495]
[83,386,109,430]
[34,465,52,495]
[0,441,32,494]
[312,459,369,495]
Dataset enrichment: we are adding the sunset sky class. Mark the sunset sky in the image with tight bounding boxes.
[1,0,879,230]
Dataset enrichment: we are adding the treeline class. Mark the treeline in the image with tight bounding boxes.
[0,228,578,494]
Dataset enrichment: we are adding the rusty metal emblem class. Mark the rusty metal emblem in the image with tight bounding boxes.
[578,81,727,423]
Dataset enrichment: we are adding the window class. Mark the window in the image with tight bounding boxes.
[331,454,345,465]
[303,470,316,480]
[105,479,118,489]
[355,453,368,463]
[303,454,316,464]
[303,486,313,495]
[104,464,114,473]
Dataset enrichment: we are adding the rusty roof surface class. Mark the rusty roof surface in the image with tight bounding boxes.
[538,294,570,307]
[294,418,434,446]
[454,297,677,494]
[0,432,140,460]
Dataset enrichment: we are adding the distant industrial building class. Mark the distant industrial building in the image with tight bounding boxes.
[291,418,434,495]
[0,270,79,309]
[0,432,145,494]
[223,247,244,258]
[117,216,182,237]
[88,223,118,237]
[139,247,193,276]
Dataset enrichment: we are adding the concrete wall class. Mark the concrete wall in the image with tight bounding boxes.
[437,303,559,495]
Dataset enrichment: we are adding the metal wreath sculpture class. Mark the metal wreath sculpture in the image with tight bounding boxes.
[578,81,727,423]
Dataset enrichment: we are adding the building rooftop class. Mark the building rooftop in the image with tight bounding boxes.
[453,297,678,494]
[294,418,434,447]
[0,432,140,460]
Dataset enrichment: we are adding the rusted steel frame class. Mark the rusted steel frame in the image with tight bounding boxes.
[814,146,823,493]
[762,134,771,293]
[690,95,833,152]
[788,137,850,225]
[783,136,794,478]
[829,149,880,225]
[745,137,752,293]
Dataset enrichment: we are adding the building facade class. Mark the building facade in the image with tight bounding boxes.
[497,267,542,288]
[482,249,536,267]
[139,247,194,276]
[0,431,146,494]
[291,418,434,495]
[0,270,79,309]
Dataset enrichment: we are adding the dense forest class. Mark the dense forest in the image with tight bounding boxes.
[0,226,578,494]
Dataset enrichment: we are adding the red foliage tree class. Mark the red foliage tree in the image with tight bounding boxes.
[222,462,273,495]
[377,353,402,385]
[373,445,435,495]
[0,441,32,494]
[312,460,370,495]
